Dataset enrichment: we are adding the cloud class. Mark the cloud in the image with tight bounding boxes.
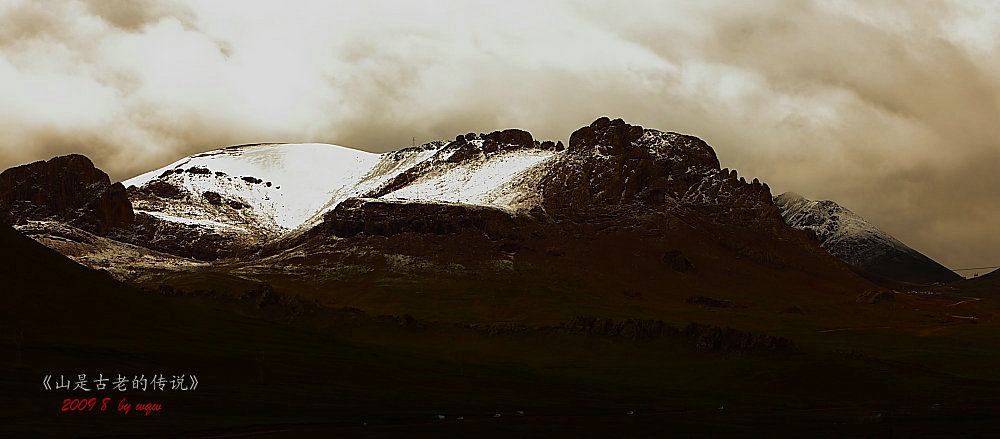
[82,0,196,32]
[0,0,996,271]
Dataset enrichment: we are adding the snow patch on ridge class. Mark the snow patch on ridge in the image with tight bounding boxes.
[300,142,448,227]
[383,149,558,209]
[121,141,560,239]
[125,143,381,231]
[138,210,244,232]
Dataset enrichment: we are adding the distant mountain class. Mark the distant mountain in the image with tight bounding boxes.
[774,192,960,284]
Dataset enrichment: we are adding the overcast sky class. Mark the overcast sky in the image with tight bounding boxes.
[1,0,997,272]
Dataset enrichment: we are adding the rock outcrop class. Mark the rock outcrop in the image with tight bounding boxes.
[0,154,134,234]
[0,154,261,261]
[539,117,782,237]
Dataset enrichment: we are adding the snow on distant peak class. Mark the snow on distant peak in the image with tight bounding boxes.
[773,192,806,205]
[774,192,960,283]
[773,191,907,254]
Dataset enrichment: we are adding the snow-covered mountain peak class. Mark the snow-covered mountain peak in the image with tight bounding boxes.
[122,135,565,243]
[124,143,384,232]
[774,192,904,251]
[774,192,959,284]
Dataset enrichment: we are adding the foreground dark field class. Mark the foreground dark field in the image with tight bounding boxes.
[4,307,1000,438]
[3,225,1000,438]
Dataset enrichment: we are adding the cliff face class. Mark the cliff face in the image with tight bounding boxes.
[539,117,786,235]
[0,154,134,234]
[541,117,715,211]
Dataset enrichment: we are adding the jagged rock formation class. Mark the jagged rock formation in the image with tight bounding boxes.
[0,154,265,261]
[541,117,719,211]
[539,117,784,234]
[0,154,134,234]
[774,192,960,284]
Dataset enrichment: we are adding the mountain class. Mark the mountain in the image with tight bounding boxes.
[774,192,960,285]
[104,130,565,259]
[119,132,561,252]
[98,118,874,324]
[7,118,1000,437]
[115,119,796,255]
[2,117,877,325]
